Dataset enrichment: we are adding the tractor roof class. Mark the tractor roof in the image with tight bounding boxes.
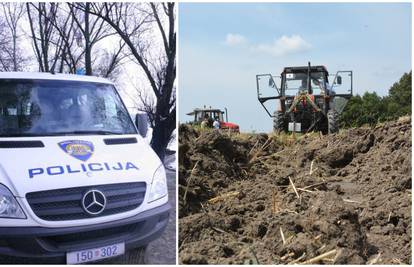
[187,108,224,116]
[283,65,328,74]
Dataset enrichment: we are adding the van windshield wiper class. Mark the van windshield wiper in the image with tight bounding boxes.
[52,130,124,136]
[0,130,124,137]
[0,133,46,137]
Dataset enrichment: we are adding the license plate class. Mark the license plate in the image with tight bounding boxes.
[288,122,301,132]
[66,242,125,264]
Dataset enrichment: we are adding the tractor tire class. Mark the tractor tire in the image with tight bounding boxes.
[327,110,339,134]
[273,111,286,133]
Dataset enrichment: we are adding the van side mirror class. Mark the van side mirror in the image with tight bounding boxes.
[336,75,342,85]
[135,113,149,137]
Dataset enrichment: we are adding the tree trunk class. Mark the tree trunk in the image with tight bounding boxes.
[151,97,176,160]
[84,2,92,75]
[151,116,175,161]
[38,4,49,72]
[12,30,17,71]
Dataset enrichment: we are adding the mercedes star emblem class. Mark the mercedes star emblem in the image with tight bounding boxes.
[82,189,107,215]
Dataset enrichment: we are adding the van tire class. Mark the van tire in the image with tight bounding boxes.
[129,246,148,264]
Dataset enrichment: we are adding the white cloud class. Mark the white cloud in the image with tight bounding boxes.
[252,34,311,57]
[224,33,247,46]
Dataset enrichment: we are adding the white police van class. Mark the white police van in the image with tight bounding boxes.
[0,72,170,264]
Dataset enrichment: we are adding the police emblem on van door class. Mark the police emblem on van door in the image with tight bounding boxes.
[58,140,94,161]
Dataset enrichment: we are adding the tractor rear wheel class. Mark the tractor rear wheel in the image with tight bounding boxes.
[273,111,286,133]
[327,110,339,134]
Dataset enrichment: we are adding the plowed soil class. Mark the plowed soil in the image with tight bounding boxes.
[178,117,411,264]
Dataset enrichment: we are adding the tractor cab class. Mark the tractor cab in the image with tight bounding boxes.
[188,108,224,124]
[256,62,352,134]
[186,107,240,132]
[282,65,330,96]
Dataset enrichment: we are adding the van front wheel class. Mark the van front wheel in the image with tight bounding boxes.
[110,245,148,264]
[129,246,148,264]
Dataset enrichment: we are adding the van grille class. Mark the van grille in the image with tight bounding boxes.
[26,182,146,221]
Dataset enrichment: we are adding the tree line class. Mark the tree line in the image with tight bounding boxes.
[340,71,411,128]
[0,3,176,160]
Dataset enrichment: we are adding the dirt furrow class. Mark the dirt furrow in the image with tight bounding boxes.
[178,117,411,264]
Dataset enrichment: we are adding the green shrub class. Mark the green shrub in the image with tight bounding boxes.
[340,71,411,128]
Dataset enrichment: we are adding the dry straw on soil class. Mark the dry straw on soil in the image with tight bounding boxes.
[179,117,411,264]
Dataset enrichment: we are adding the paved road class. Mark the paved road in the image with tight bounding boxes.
[147,169,176,264]
[102,169,176,264]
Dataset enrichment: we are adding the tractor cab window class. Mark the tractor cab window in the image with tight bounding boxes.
[212,111,223,121]
[284,72,327,96]
[310,72,327,95]
[193,110,224,123]
[194,111,204,122]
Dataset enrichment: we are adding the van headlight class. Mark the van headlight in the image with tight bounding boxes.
[0,184,25,219]
[148,165,168,203]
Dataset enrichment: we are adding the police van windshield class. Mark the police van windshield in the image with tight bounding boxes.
[0,79,137,137]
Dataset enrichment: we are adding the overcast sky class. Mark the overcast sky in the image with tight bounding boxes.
[178,3,412,133]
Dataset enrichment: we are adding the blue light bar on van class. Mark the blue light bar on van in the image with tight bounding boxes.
[76,68,86,75]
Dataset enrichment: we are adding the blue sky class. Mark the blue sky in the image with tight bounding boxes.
[179,3,412,132]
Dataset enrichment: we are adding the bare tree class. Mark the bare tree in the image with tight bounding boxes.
[0,18,12,71]
[94,40,127,79]
[26,3,123,78]
[48,6,85,74]
[81,3,176,160]
[26,3,63,72]
[1,3,26,71]
[68,3,114,76]
[27,3,83,73]
[137,89,157,125]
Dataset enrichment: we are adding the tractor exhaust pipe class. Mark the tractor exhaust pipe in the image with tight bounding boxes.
[225,107,228,122]
[307,61,311,94]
